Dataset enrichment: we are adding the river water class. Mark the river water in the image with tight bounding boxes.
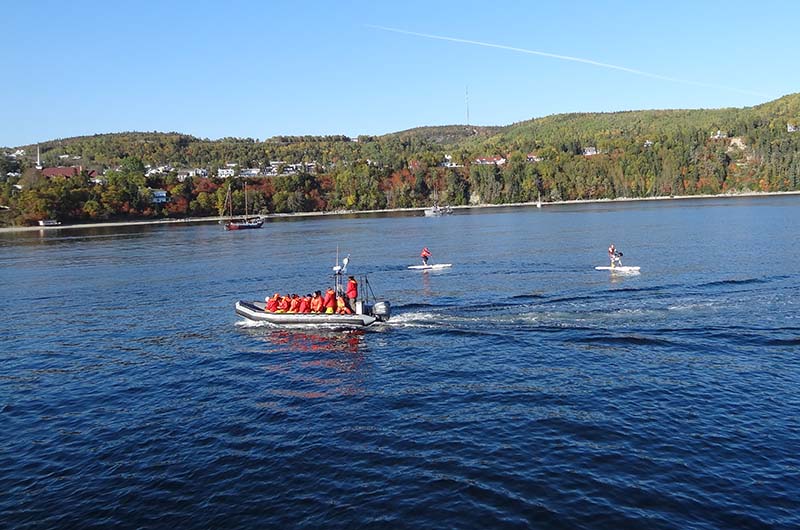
[2,196,799,529]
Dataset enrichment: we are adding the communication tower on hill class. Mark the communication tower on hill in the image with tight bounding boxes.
[465,86,469,128]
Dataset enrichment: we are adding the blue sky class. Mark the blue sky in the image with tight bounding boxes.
[2,0,799,147]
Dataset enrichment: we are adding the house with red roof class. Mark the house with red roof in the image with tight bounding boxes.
[474,156,506,166]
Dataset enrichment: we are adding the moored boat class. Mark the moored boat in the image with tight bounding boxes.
[225,217,264,230]
[223,182,263,230]
[423,204,453,217]
[423,190,453,216]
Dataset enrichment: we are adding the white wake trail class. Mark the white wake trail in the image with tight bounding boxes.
[367,25,766,97]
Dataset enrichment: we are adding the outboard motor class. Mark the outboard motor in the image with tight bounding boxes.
[372,301,391,322]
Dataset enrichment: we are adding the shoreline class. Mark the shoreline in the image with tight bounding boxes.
[1,190,798,234]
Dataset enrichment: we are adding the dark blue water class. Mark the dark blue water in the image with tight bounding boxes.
[2,196,799,529]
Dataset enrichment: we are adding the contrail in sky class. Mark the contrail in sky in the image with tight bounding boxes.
[367,25,767,97]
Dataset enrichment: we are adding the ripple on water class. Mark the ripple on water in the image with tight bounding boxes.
[3,202,800,528]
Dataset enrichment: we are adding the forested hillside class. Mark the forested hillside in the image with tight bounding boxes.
[2,94,799,226]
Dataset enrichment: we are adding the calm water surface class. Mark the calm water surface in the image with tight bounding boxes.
[2,196,799,529]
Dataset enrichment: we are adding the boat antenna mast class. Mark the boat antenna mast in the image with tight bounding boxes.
[363,275,377,304]
[332,246,344,294]
[224,182,233,226]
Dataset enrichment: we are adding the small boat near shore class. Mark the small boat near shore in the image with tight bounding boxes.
[223,183,263,230]
[225,217,264,230]
[423,204,453,217]
[423,190,453,216]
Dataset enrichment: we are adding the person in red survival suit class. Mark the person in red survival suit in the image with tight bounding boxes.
[336,295,352,314]
[288,294,301,313]
[346,276,358,312]
[310,291,323,313]
[265,293,280,312]
[276,295,291,313]
[420,247,432,265]
[323,287,336,314]
[298,294,311,313]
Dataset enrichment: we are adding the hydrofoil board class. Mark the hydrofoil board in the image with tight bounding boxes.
[595,266,640,273]
[408,264,453,270]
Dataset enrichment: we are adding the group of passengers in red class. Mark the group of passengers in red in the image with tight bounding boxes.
[264,276,358,315]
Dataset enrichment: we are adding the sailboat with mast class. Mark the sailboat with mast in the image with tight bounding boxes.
[224,182,264,231]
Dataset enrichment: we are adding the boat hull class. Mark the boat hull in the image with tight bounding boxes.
[225,219,264,230]
[423,206,453,216]
[236,300,379,327]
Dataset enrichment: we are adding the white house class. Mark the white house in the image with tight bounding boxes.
[475,156,506,165]
[177,168,210,181]
[218,168,235,178]
[149,188,168,204]
[145,164,173,177]
[442,154,461,168]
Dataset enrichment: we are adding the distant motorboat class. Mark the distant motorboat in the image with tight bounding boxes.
[38,219,62,226]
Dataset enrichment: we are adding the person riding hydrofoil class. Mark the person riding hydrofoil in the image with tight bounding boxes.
[420,247,432,266]
[608,244,623,268]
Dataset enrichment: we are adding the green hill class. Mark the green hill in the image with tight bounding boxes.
[7,93,800,170]
[3,94,800,226]
[495,93,800,149]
